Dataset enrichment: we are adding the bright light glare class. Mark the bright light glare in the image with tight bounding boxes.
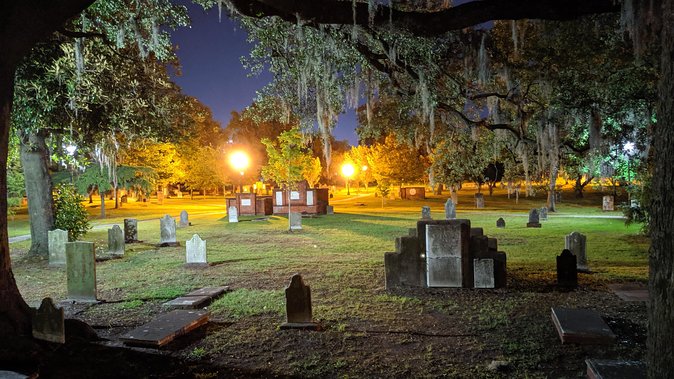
[361,165,368,171]
[229,151,250,171]
[623,142,636,154]
[65,144,77,155]
[341,163,355,178]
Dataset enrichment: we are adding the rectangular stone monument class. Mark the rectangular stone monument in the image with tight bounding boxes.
[185,234,207,267]
[475,193,484,208]
[66,241,97,303]
[444,198,456,219]
[421,206,432,220]
[48,229,68,267]
[565,231,588,272]
[550,307,616,344]
[289,212,302,230]
[496,217,506,228]
[280,274,321,330]
[556,249,578,288]
[179,210,189,227]
[425,222,471,288]
[602,195,614,211]
[527,209,541,228]
[163,286,230,309]
[124,218,140,243]
[32,297,65,343]
[107,225,125,256]
[228,206,238,223]
[159,215,179,247]
[539,206,548,221]
[384,235,425,288]
[473,258,495,288]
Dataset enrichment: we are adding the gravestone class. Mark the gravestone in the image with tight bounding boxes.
[554,191,562,203]
[551,307,615,344]
[385,235,426,288]
[602,195,614,211]
[556,249,578,288]
[289,212,302,230]
[107,225,125,256]
[185,234,207,266]
[496,217,506,228]
[120,194,128,203]
[157,191,164,205]
[120,310,209,347]
[66,242,97,302]
[526,209,541,228]
[607,283,649,302]
[228,206,238,223]
[444,198,456,219]
[539,206,548,221]
[586,359,646,379]
[124,218,140,243]
[450,191,458,205]
[163,286,230,309]
[475,193,485,208]
[473,258,495,288]
[326,205,334,215]
[159,215,179,247]
[179,210,189,227]
[32,297,65,343]
[48,229,68,267]
[425,222,471,288]
[565,232,588,272]
[421,206,432,220]
[280,274,320,330]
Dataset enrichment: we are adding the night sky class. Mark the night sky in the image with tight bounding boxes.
[170,1,360,145]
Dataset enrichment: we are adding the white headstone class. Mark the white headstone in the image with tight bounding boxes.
[306,191,314,206]
[186,234,207,265]
[444,199,456,219]
[160,215,177,245]
[290,212,302,230]
[228,206,239,223]
[48,229,68,267]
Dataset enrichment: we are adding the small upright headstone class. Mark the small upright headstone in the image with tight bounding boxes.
[179,210,189,227]
[526,209,541,228]
[565,232,588,272]
[32,297,65,344]
[444,199,456,219]
[554,191,562,203]
[185,234,207,266]
[159,215,179,247]
[120,194,128,203]
[66,241,97,302]
[157,191,164,205]
[228,206,238,223]
[539,206,548,221]
[496,218,506,228]
[280,274,320,330]
[602,195,614,211]
[556,249,578,288]
[48,229,68,267]
[107,225,125,256]
[421,206,432,220]
[326,205,334,215]
[289,212,302,230]
[124,218,140,243]
[475,193,484,208]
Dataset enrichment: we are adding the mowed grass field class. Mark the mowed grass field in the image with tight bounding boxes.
[8,186,649,378]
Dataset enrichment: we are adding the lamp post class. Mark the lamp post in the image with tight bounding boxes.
[341,163,355,195]
[229,151,250,194]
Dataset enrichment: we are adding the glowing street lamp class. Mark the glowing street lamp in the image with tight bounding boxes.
[341,163,355,195]
[229,151,250,193]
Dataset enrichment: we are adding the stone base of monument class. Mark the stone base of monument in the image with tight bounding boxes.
[157,242,180,247]
[280,321,322,331]
[526,222,542,228]
[550,307,615,345]
[585,359,646,379]
[120,310,209,347]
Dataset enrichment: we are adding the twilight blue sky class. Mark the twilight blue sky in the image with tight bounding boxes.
[170,1,360,145]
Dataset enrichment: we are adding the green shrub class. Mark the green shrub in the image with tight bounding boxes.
[53,183,90,241]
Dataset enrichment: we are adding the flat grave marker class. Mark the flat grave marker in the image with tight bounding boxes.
[163,286,230,309]
[607,283,649,302]
[585,359,646,379]
[550,307,615,345]
[120,310,209,347]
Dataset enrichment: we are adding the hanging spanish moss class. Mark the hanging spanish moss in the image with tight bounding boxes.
[116,26,125,48]
[131,19,147,58]
[477,34,489,85]
[352,0,358,41]
[511,20,519,57]
[74,38,84,80]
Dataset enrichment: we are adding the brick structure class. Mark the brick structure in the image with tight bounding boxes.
[272,181,329,215]
[226,193,273,216]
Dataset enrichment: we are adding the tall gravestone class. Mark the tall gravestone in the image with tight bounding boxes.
[159,215,179,247]
[48,229,68,267]
[444,199,456,219]
[602,195,614,211]
[32,297,65,343]
[185,234,207,266]
[179,210,190,227]
[565,232,589,272]
[425,222,471,288]
[475,193,485,208]
[421,206,432,220]
[228,206,238,223]
[107,225,125,256]
[527,209,541,228]
[539,206,548,221]
[496,218,506,228]
[124,218,140,243]
[289,212,302,230]
[66,241,97,302]
[280,274,320,330]
[556,249,578,288]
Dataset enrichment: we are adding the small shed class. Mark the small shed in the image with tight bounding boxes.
[400,187,426,200]
[272,180,329,215]
[226,193,273,216]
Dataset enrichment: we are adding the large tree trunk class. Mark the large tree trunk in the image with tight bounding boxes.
[20,130,54,257]
[648,2,674,375]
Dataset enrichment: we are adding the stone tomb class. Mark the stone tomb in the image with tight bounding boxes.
[421,206,432,220]
[474,193,485,208]
[556,249,578,288]
[539,206,548,221]
[272,180,329,215]
[48,229,68,267]
[426,222,471,287]
[159,215,179,247]
[526,209,542,228]
[120,310,210,347]
[585,359,646,379]
[496,218,506,228]
[565,231,589,272]
[66,242,97,303]
[228,206,238,223]
[163,286,230,309]
[444,198,456,219]
[185,234,207,267]
[602,195,615,211]
[289,212,302,230]
[280,274,321,330]
[384,235,426,289]
[550,307,615,345]
[179,210,190,227]
[32,297,65,343]
[107,225,124,256]
[124,218,141,243]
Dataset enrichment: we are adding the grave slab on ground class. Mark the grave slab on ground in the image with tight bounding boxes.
[163,286,231,309]
[185,286,230,298]
[550,307,615,345]
[585,359,646,379]
[120,310,209,347]
[0,371,29,379]
[607,283,649,302]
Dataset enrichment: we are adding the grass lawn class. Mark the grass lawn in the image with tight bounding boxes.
[9,186,648,378]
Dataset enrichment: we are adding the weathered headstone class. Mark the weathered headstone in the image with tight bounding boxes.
[602,195,614,211]
[565,231,588,272]
[326,205,334,215]
[32,297,65,343]
[385,235,425,288]
[539,206,548,221]
[159,215,179,247]
[107,225,125,256]
[421,206,432,220]
[475,193,485,208]
[526,209,541,228]
[228,206,238,223]
[496,217,506,228]
[556,249,578,288]
[48,229,68,267]
[280,274,320,330]
[444,198,456,219]
[124,218,140,243]
[66,242,97,302]
[179,210,189,227]
[289,212,302,230]
[425,222,471,288]
[185,234,207,266]
[551,307,615,344]
[473,258,495,288]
